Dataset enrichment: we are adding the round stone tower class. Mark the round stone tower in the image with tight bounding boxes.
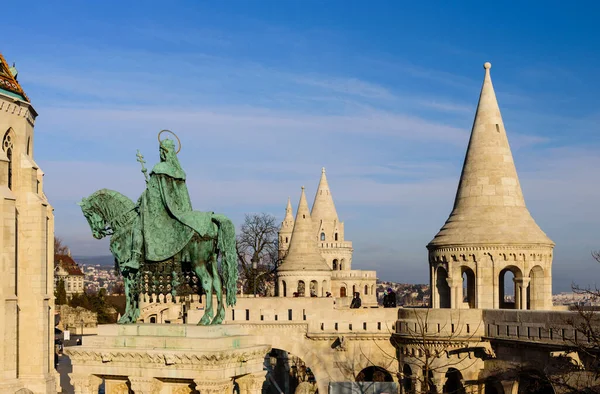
[428,63,554,311]
[277,187,332,297]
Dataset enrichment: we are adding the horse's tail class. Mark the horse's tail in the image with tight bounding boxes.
[212,214,238,307]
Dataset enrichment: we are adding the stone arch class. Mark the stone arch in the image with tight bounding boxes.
[282,280,287,297]
[484,377,504,394]
[339,285,347,298]
[340,258,345,270]
[332,259,338,270]
[149,315,157,324]
[436,266,450,308]
[335,232,338,241]
[444,368,466,394]
[3,128,15,190]
[355,366,393,382]
[527,265,545,310]
[461,266,476,308]
[297,280,305,297]
[310,280,318,297]
[517,369,555,393]
[499,266,523,309]
[402,364,413,393]
[364,285,368,295]
[320,232,325,241]
[259,336,334,394]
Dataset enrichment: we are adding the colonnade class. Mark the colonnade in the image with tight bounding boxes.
[69,371,268,394]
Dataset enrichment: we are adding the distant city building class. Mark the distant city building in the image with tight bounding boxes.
[54,253,85,296]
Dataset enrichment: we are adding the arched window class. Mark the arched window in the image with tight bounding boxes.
[27,136,31,155]
[333,259,338,270]
[335,233,338,241]
[285,237,288,243]
[3,130,14,190]
[282,280,287,297]
[364,285,368,295]
[320,232,325,241]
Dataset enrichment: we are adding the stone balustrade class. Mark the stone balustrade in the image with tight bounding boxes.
[331,270,377,279]
[319,241,352,249]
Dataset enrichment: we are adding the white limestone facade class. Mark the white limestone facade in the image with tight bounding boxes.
[277,168,377,305]
[0,54,57,393]
[427,62,554,311]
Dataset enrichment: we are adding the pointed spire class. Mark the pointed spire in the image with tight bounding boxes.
[278,187,330,272]
[311,167,339,224]
[428,62,553,247]
[280,196,295,233]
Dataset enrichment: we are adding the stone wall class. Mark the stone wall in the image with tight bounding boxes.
[56,304,98,335]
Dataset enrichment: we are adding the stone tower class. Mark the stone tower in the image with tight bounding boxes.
[277,187,331,297]
[277,197,294,260]
[311,167,353,271]
[0,53,57,392]
[427,63,554,311]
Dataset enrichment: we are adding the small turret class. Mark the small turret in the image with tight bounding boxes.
[278,197,295,259]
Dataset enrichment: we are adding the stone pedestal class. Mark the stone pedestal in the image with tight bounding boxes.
[64,324,271,394]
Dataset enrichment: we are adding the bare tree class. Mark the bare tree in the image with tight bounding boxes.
[55,236,69,255]
[236,213,280,295]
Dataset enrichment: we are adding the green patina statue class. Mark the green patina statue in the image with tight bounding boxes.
[78,131,238,325]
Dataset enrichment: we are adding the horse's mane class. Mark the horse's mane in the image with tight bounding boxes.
[85,188,136,223]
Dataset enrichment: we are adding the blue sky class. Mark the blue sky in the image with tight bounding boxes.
[3,1,599,292]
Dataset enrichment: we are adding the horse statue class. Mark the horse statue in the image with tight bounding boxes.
[78,131,238,325]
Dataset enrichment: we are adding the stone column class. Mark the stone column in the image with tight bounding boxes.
[236,371,267,394]
[128,377,163,394]
[69,374,102,394]
[431,372,446,394]
[447,277,458,309]
[514,278,530,310]
[193,378,233,394]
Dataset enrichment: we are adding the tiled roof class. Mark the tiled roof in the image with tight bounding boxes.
[55,254,85,276]
[0,53,28,102]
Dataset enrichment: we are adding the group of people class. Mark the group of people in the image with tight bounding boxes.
[383,287,397,308]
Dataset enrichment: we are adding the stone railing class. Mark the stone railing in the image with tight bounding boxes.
[319,241,352,249]
[331,270,377,279]
[395,308,486,340]
[482,309,595,347]
[186,296,397,335]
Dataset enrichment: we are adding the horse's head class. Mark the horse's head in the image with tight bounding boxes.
[78,189,137,240]
[78,196,109,239]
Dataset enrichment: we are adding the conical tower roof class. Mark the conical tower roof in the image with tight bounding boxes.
[280,197,294,233]
[428,62,553,248]
[278,187,331,272]
[311,167,339,224]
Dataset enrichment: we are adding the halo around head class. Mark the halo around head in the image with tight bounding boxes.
[158,130,182,154]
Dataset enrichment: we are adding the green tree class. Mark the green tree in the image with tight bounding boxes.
[55,278,67,305]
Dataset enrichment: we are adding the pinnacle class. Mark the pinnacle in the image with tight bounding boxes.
[428,63,553,248]
[310,167,339,224]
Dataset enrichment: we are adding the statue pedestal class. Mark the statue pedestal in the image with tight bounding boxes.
[64,324,271,394]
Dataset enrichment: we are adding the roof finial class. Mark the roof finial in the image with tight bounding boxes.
[322,167,326,174]
[484,62,492,70]
[301,186,305,191]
